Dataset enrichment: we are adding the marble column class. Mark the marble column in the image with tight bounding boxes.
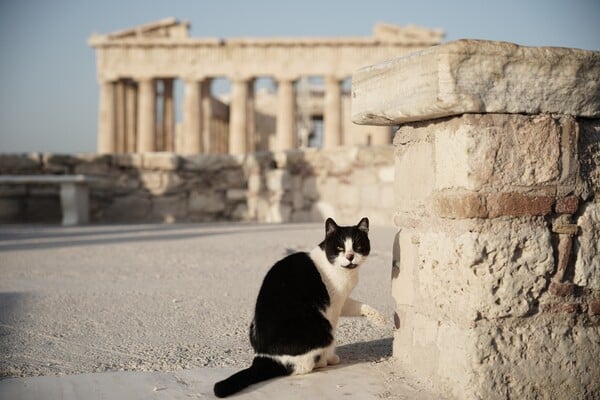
[97,79,116,154]
[200,78,213,153]
[246,79,256,153]
[136,78,156,153]
[276,77,296,151]
[163,79,175,152]
[125,81,137,152]
[323,76,342,148]
[229,78,251,155]
[115,80,126,153]
[181,79,202,154]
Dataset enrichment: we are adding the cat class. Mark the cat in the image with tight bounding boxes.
[213,217,387,398]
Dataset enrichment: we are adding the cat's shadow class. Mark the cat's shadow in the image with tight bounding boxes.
[243,337,393,396]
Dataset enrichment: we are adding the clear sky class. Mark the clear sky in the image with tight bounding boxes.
[0,0,598,154]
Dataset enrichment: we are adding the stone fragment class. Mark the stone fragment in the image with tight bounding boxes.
[352,39,600,125]
[432,191,487,219]
[589,300,600,316]
[548,281,575,297]
[574,203,600,289]
[486,193,553,218]
[551,224,579,235]
[555,196,579,214]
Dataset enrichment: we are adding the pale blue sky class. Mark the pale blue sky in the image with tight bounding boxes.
[0,0,598,153]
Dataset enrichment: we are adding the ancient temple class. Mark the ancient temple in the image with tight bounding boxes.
[89,18,443,154]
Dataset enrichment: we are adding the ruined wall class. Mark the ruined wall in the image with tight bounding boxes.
[0,146,394,226]
[352,40,600,399]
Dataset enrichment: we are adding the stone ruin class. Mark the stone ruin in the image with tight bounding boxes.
[352,39,600,399]
[88,18,443,155]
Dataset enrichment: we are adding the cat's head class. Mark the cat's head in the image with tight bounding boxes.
[320,217,370,269]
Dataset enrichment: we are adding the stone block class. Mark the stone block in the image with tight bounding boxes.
[182,154,243,171]
[140,171,183,195]
[101,195,151,222]
[113,153,143,168]
[247,174,262,194]
[574,203,600,289]
[151,194,187,223]
[266,169,291,192]
[433,191,487,219]
[226,189,247,201]
[142,153,180,171]
[189,190,225,214]
[434,114,561,191]
[301,176,319,200]
[74,156,112,175]
[555,195,579,214]
[579,119,600,198]
[0,153,41,172]
[413,219,553,322]
[393,311,600,400]
[486,193,554,218]
[393,126,435,214]
[352,39,600,125]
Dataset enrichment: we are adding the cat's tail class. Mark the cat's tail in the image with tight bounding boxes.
[213,356,292,398]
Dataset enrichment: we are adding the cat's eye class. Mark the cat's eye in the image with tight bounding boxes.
[355,246,362,251]
[336,246,344,251]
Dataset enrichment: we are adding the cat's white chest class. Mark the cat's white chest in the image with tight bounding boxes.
[309,247,358,328]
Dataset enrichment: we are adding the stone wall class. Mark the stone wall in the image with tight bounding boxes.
[352,40,600,399]
[0,146,395,226]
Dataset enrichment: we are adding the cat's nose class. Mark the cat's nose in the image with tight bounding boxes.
[346,253,355,261]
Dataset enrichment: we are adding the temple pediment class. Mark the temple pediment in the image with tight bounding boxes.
[101,17,190,41]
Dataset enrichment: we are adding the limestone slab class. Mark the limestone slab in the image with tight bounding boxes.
[352,39,600,125]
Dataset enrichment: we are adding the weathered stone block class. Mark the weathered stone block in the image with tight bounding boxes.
[579,119,600,198]
[486,193,554,218]
[433,191,487,219]
[434,114,561,191]
[393,127,434,214]
[555,195,579,214]
[101,195,151,221]
[352,39,600,125]
[574,203,600,289]
[0,153,41,172]
[401,219,554,323]
[142,153,180,171]
[140,171,183,195]
[189,190,225,214]
[113,153,143,168]
[266,169,291,192]
[393,310,600,400]
[152,194,187,222]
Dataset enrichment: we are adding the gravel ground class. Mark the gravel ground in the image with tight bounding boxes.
[0,222,399,379]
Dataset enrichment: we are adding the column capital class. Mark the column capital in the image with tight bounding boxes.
[181,75,211,83]
[229,75,255,84]
[275,75,299,83]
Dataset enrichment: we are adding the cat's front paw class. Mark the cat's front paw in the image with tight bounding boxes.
[327,354,340,365]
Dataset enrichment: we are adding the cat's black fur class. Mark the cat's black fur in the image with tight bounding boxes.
[213,217,371,398]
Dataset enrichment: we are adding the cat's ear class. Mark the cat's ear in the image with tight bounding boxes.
[325,218,338,236]
[357,217,369,234]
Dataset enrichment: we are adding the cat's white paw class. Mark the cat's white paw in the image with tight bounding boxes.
[327,354,340,365]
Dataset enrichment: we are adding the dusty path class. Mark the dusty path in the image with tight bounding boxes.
[0,222,398,378]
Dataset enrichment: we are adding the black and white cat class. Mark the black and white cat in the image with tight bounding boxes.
[214,217,386,398]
